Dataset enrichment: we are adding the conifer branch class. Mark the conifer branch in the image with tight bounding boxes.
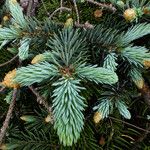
[132,124,150,149]
[109,116,150,133]
[86,0,116,12]
[0,55,18,68]
[28,86,53,123]
[0,89,18,145]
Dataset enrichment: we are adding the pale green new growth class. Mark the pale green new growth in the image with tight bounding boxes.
[115,100,131,119]
[15,62,59,86]
[52,78,86,146]
[76,64,118,84]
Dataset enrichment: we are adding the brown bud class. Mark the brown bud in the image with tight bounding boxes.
[94,9,103,18]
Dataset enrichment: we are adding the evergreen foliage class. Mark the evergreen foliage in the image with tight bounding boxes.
[0,0,150,149]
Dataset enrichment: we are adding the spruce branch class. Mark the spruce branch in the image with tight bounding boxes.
[86,0,117,12]
[15,62,60,86]
[0,55,18,68]
[47,29,87,67]
[9,0,27,28]
[52,78,86,146]
[109,116,150,133]
[93,98,113,119]
[0,89,18,145]
[103,53,118,71]
[121,46,150,67]
[117,23,150,47]
[28,86,53,123]
[0,27,21,40]
[132,124,150,150]
[76,64,118,84]
[115,100,131,119]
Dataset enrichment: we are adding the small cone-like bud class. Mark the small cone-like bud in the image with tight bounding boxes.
[45,114,52,123]
[133,79,144,90]
[31,54,45,64]
[123,8,136,22]
[1,69,20,89]
[143,60,150,68]
[94,10,103,18]
[64,18,73,28]
[3,16,9,22]
[93,111,102,124]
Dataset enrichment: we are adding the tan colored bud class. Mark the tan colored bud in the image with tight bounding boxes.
[1,69,20,89]
[123,8,136,22]
[64,18,73,28]
[134,79,144,89]
[3,16,9,22]
[45,114,52,123]
[143,60,150,68]
[31,54,44,64]
[93,111,102,124]
[10,0,17,4]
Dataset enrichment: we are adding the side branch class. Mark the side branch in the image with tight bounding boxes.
[86,0,116,12]
[0,55,18,68]
[0,89,18,145]
[109,116,150,133]
[28,86,53,122]
[73,0,80,24]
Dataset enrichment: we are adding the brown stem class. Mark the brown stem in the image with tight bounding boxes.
[109,116,150,133]
[26,0,33,16]
[86,0,116,12]
[140,83,150,107]
[0,55,18,68]
[0,89,18,145]
[60,0,63,14]
[73,0,80,24]
[28,86,53,122]
[75,22,94,29]
[0,87,6,93]
[131,124,150,150]
[49,7,71,19]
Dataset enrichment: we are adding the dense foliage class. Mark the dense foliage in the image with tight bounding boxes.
[0,0,150,149]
